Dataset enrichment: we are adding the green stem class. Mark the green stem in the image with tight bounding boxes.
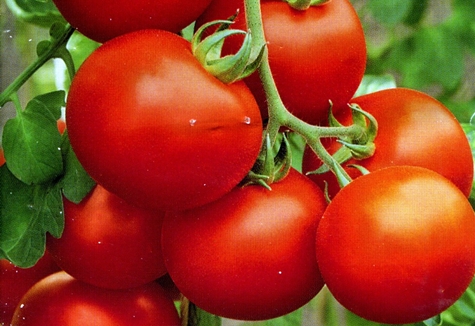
[0,24,75,108]
[244,0,357,185]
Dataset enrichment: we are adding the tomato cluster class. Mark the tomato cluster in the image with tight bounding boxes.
[3,0,475,325]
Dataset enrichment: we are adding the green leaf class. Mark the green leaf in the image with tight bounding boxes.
[5,0,65,27]
[33,90,65,120]
[59,131,95,204]
[367,0,413,26]
[0,165,64,267]
[2,94,64,185]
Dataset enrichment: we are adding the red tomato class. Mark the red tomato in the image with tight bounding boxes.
[52,0,213,43]
[316,166,475,324]
[66,30,262,211]
[303,88,474,197]
[10,271,181,325]
[196,0,366,125]
[161,169,326,320]
[46,185,167,290]
[0,149,4,166]
[1,253,60,325]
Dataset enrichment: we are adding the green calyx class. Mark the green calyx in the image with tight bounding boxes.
[284,0,332,11]
[309,103,378,175]
[241,133,292,190]
[191,18,266,84]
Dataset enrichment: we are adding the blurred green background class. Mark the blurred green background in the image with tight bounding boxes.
[2,0,475,325]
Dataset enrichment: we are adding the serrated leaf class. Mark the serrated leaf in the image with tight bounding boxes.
[5,0,65,27]
[2,97,63,185]
[0,165,64,267]
[59,131,95,204]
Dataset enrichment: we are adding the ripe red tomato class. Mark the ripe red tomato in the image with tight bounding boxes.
[316,166,475,324]
[0,149,4,166]
[52,0,213,43]
[66,29,262,211]
[196,0,366,125]
[1,253,60,325]
[10,271,181,325]
[161,169,326,320]
[46,184,167,290]
[303,88,474,198]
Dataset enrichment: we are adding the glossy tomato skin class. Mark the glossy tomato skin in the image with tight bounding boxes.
[196,0,366,125]
[303,88,474,198]
[52,0,213,43]
[46,185,167,290]
[66,30,262,211]
[11,271,181,326]
[1,253,60,325]
[316,166,475,324]
[162,169,327,320]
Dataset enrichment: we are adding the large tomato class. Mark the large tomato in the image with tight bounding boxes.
[1,253,60,325]
[303,88,474,198]
[196,0,366,125]
[10,271,181,325]
[161,169,327,320]
[66,29,262,211]
[46,184,167,289]
[316,166,475,324]
[52,0,213,43]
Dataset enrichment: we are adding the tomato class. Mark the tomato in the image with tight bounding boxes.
[46,184,167,290]
[66,30,263,211]
[303,88,474,198]
[10,271,181,325]
[0,149,4,166]
[1,252,60,325]
[161,169,326,320]
[52,0,213,43]
[316,166,475,324]
[196,0,366,125]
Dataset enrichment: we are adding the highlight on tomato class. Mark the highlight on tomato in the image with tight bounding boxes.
[46,185,167,290]
[196,0,367,125]
[66,29,263,212]
[161,169,327,320]
[10,271,181,326]
[52,0,214,43]
[303,88,474,198]
[316,166,475,324]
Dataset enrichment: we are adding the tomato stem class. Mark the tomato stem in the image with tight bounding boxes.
[0,23,75,108]
[243,0,377,187]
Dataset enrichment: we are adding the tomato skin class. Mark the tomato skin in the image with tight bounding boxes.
[66,30,262,211]
[316,166,475,324]
[1,253,60,325]
[197,0,366,125]
[46,185,167,290]
[52,0,213,43]
[0,149,4,166]
[161,169,326,320]
[303,88,474,198]
[10,271,181,326]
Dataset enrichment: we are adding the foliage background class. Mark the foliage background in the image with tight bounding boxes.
[1,0,475,325]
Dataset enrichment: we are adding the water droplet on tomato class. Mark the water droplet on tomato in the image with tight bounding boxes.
[243,116,251,124]
[189,119,197,126]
